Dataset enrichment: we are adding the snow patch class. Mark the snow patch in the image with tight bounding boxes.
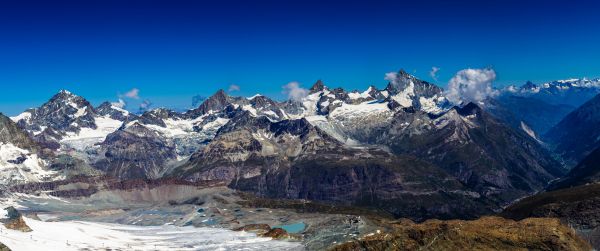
[242,105,258,116]
[390,80,415,107]
[0,208,7,220]
[246,94,262,100]
[520,121,541,142]
[347,88,371,100]
[10,112,31,123]
[61,116,122,149]
[419,96,446,115]
[329,100,390,119]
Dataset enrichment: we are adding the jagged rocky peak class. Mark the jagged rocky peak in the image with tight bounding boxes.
[381,69,447,113]
[521,80,537,89]
[309,79,326,93]
[385,69,442,96]
[248,95,276,108]
[190,89,231,115]
[184,88,256,119]
[46,90,94,112]
[13,90,98,139]
[385,69,413,92]
[95,101,133,121]
[456,102,483,117]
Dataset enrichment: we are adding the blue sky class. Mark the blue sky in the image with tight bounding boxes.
[1,0,600,115]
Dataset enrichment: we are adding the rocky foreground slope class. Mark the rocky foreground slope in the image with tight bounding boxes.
[502,184,600,250]
[331,216,591,251]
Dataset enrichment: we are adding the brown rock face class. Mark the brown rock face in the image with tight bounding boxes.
[0,242,11,251]
[3,217,32,232]
[234,224,292,239]
[331,216,591,251]
[1,207,32,232]
[261,228,290,239]
[501,183,600,249]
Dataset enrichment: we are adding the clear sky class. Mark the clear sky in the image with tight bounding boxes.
[1,0,600,115]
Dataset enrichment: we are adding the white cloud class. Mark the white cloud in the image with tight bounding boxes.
[384,72,399,83]
[228,84,240,92]
[138,99,153,113]
[123,88,140,99]
[446,68,498,105]
[430,67,440,81]
[282,81,309,101]
[111,98,126,109]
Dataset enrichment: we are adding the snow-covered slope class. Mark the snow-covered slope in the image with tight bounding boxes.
[0,143,56,186]
[0,217,301,251]
[0,113,59,186]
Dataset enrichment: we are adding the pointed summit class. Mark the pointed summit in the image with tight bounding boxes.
[213,89,227,98]
[50,89,78,101]
[385,69,443,97]
[59,89,72,95]
[186,89,233,117]
[309,80,326,93]
[397,69,411,77]
[385,69,415,93]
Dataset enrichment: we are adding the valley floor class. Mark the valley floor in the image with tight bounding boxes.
[0,184,378,250]
[0,182,593,251]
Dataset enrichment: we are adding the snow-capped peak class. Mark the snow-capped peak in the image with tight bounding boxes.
[508,78,600,95]
[59,89,72,95]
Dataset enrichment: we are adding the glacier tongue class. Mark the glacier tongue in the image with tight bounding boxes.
[0,217,302,251]
[60,115,123,151]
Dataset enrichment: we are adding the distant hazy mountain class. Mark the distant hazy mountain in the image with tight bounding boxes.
[547,145,600,191]
[486,94,575,137]
[545,94,600,166]
[487,79,600,139]
[503,78,600,107]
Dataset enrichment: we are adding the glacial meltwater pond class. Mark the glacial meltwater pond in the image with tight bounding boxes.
[273,222,306,234]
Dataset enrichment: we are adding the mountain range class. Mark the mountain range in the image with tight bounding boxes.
[5,70,600,249]
[5,70,596,222]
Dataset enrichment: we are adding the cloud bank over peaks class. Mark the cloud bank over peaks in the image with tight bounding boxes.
[228,84,240,92]
[123,88,140,99]
[430,67,440,81]
[282,81,309,101]
[446,68,498,105]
